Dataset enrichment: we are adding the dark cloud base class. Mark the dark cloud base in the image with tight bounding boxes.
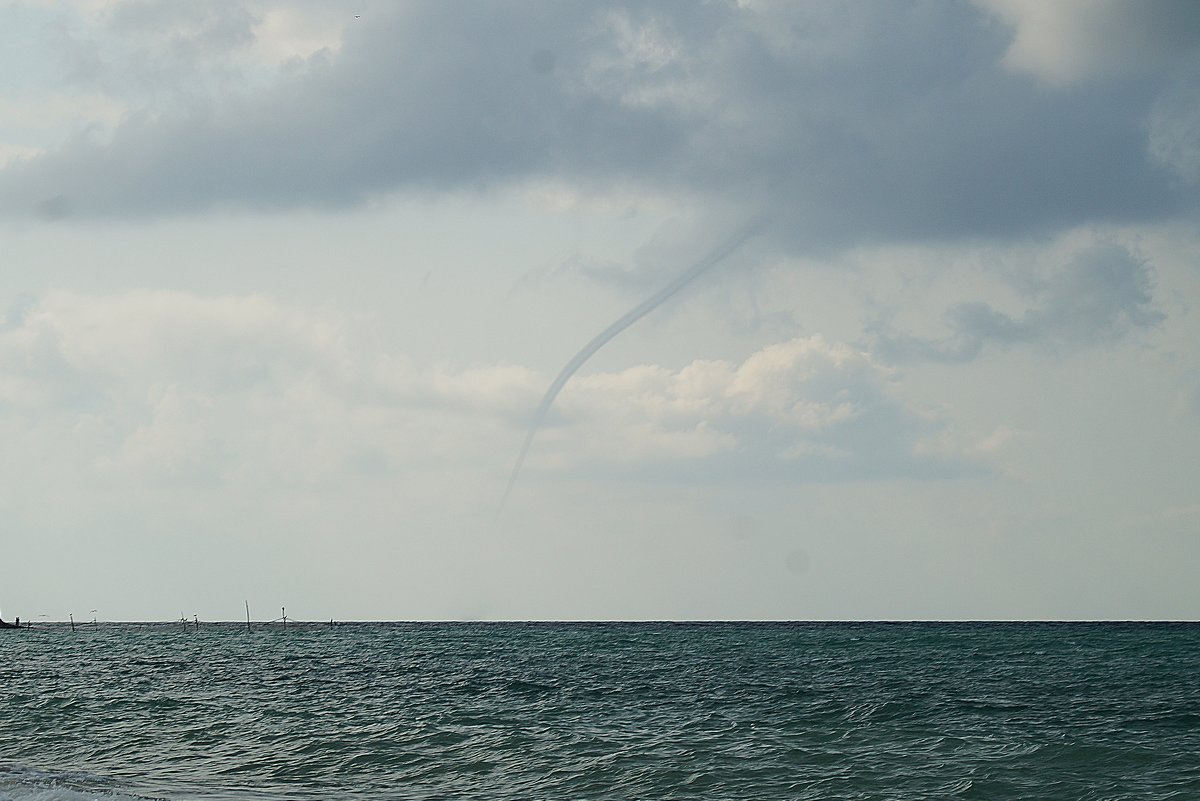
[3,1,1196,257]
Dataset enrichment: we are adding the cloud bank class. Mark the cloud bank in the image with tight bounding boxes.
[0,291,975,493]
[3,1,1197,253]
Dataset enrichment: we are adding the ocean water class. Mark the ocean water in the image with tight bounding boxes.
[1,622,1198,800]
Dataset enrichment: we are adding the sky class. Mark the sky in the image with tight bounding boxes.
[1,0,1198,622]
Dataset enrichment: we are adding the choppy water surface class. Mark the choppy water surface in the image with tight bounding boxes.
[1,622,1198,800]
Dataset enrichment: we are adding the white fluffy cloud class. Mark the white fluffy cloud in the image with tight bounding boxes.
[0,292,972,492]
[0,291,539,487]
[526,336,974,481]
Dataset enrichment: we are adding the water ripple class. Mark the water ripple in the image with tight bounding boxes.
[1,622,1198,799]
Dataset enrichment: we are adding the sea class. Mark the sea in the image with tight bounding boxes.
[1,622,1198,800]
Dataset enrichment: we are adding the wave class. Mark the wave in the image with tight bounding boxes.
[0,764,160,801]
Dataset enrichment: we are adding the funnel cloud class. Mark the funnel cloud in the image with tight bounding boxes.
[500,218,765,511]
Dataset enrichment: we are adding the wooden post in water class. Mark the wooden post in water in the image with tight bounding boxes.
[282,607,287,630]
[69,613,75,632]
[245,600,251,633]
[194,614,199,632]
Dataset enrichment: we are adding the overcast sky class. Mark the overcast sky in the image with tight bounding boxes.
[2,0,1199,621]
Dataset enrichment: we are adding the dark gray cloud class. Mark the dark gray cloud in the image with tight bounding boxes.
[47,0,260,102]
[870,242,1164,362]
[3,1,1198,252]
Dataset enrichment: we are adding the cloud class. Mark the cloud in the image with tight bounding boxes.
[0,293,568,506]
[40,0,330,96]
[1146,57,1200,184]
[978,0,1200,86]
[2,1,1195,253]
[0,290,351,399]
[870,241,1164,362]
[0,291,975,491]
[535,336,977,482]
[0,289,554,421]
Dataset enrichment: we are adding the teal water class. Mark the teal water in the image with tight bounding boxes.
[1,622,1198,800]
